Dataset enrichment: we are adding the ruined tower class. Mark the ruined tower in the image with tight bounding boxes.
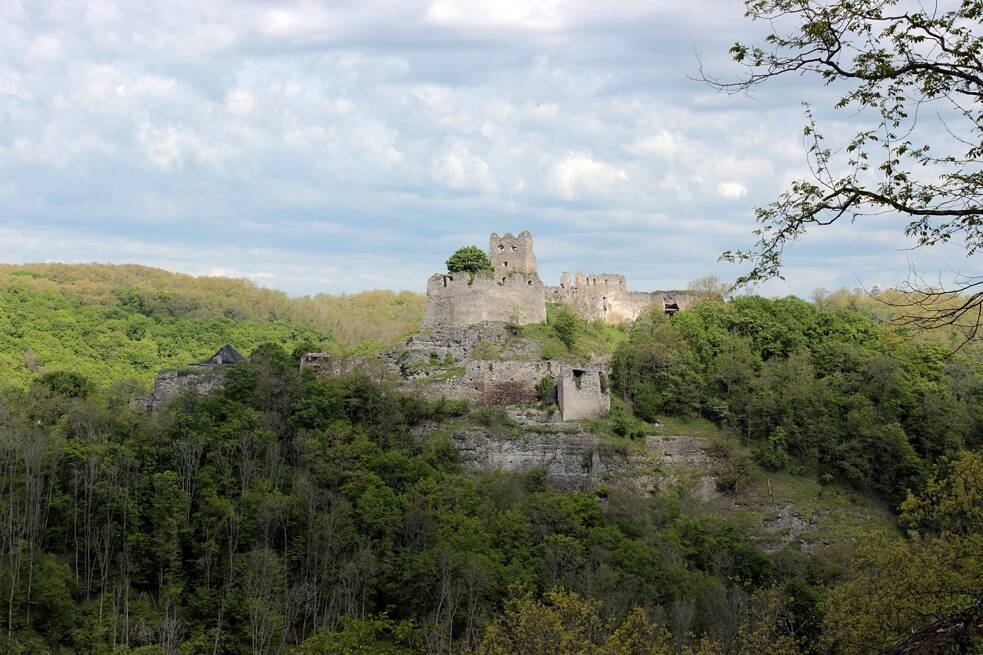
[489,231,537,277]
[422,230,546,329]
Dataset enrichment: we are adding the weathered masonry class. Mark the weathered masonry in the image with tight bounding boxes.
[131,345,243,410]
[422,231,547,329]
[557,368,610,421]
[423,230,692,329]
[545,273,692,325]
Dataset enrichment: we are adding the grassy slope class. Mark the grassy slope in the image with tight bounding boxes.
[0,263,424,388]
[650,417,899,548]
[520,303,629,362]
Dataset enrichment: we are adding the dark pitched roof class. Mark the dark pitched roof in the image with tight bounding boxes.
[199,345,245,367]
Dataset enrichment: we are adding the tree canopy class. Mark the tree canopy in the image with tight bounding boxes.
[446,246,494,275]
[706,0,982,339]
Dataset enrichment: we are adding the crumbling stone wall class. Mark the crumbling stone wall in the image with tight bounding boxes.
[422,360,554,405]
[418,359,611,421]
[546,272,693,324]
[421,271,546,329]
[149,369,225,409]
[399,322,538,368]
[489,231,537,275]
[557,367,610,420]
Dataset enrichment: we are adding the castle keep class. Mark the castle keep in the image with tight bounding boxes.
[422,232,547,329]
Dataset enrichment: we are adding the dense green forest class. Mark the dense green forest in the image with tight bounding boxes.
[0,264,424,388]
[0,268,980,653]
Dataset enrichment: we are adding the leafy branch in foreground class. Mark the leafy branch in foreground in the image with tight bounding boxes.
[702,0,982,337]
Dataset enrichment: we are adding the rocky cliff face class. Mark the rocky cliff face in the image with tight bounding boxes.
[416,409,721,496]
[415,409,863,553]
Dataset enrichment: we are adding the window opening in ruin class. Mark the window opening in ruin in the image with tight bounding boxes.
[511,245,517,252]
[502,277,506,283]
[528,280,533,285]
[504,261,508,267]
[573,369,585,390]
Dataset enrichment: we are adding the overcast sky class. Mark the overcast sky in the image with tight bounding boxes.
[1,0,975,297]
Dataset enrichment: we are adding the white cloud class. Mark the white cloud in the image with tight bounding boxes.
[426,0,562,29]
[548,154,630,201]
[717,182,748,199]
[225,88,255,114]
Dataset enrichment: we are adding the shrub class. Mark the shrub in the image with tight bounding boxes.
[710,440,756,494]
[550,304,582,350]
[472,404,512,428]
[752,426,790,471]
[471,341,502,360]
[537,375,556,405]
[35,371,95,398]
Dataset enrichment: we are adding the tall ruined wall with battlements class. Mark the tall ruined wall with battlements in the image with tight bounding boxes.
[421,270,546,329]
[545,271,693,325]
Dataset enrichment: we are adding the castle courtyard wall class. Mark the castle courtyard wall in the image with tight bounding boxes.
[150,369,226,409]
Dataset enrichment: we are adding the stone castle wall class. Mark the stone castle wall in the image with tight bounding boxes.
[148,369,226,409]
[420,360,609,420]
[545,271,694,325]
[557,368,610,420]
[424,230,694,330]
[421,270,546,329]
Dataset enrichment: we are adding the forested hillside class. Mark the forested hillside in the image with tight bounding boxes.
[611,295,983,503]
[0,264,424,387]
[0,344,979,654]
[0,277,980,653]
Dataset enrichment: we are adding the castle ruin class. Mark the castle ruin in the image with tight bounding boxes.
[139,232,692,423]
[545,273,691,325]
[131,345,243,410]
[423,231,691,329]
[421,231,547,329]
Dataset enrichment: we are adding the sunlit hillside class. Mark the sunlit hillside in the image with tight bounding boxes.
[0,263,425,387]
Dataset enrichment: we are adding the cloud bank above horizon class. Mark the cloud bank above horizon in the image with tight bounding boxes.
[0,0,974,297]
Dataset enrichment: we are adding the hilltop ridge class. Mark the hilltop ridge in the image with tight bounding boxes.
[0,262,424,387]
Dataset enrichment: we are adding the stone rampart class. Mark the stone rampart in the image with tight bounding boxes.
[422,360,553,405]
[300,352,400,382]
[546,271,694,324]
[418,359,610,420]
[150,369,225,409]
[421,271,546,329]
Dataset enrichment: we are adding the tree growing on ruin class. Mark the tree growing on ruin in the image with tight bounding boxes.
[702,0,982,344]
[446,246,493,276]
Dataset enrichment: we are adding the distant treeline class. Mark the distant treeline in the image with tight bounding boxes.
[0,263,424,387]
